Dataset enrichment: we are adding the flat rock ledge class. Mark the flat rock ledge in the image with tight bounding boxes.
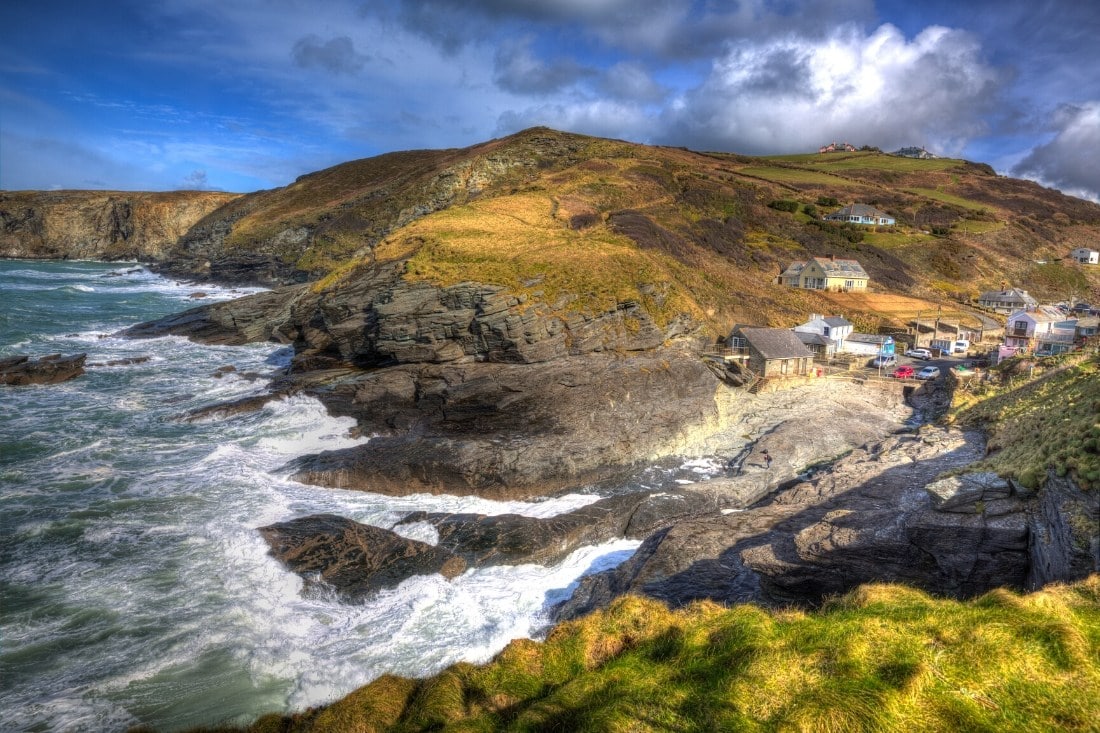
[0,353,86,385]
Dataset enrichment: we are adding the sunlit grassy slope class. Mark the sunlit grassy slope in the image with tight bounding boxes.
[208,577,1100,733]
[951,355,1100,491]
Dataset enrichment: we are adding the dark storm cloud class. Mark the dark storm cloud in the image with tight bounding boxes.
[370,0,878,59]
[1013,103,1100,202]
[292,34,368,74]
[493,38,594,94]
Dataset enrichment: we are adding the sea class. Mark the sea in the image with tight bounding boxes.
[0,260,662,732]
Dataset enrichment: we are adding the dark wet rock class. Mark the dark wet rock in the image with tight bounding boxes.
[1027,472,1100,589]
[87,356,152,367]
[288,349,720,499]
[181,390,290,422]
[0,353,86,385]
[258,514,466,602]
[554,427,1039,620]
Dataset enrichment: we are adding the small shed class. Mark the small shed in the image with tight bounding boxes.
[732,327,814,378]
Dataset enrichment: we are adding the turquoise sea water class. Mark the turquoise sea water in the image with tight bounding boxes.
[0,260,643,732]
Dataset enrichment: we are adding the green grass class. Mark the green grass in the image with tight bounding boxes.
[904,187,991,212]
[219,578,1100,732]
[763,152,965,173]
[950,355,1100,490]
[952,219,1006,235]
[738,166,856,186]
[861,230,938,249]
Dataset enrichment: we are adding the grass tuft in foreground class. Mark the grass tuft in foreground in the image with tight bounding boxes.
[201,577,1100,732]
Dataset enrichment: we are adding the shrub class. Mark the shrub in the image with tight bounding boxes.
[768,199,800,212]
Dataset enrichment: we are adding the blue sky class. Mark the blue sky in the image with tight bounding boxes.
[2,0,1099,201]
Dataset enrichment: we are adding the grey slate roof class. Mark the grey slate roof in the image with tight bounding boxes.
[737,327,815,360]
[795,332,832,347]
[811,256,869,278]
[824,315,852,328]
[825,203,892,221]
[979,288,1037,305]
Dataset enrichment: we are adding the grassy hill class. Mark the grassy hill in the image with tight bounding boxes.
[169,128,1100,336]
[203,577,1100,733]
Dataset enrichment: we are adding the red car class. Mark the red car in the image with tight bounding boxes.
[891,365,915,379]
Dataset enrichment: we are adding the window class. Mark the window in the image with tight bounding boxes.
[822,326,830,337]
[844,280,855,289]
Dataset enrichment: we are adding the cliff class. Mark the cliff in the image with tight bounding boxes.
[0,189,240,261]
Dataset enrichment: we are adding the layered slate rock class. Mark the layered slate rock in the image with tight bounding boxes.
[258,514,466,602]
[555,427,1035,620]
[0,353,86,385]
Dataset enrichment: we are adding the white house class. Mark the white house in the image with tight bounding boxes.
[793,314,853,356]
[824,204,895,226]
[778,256,869,291]
[842,333,893,356]
[1005,306,1076,354]
[1070,247,1099,265]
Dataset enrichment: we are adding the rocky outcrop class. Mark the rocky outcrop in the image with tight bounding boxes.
[258,514,466,602]
[0,353,86,385]
[554,426,1039,620]
[287,348,721,499]
[1027,472,1100,588]
[0,190,239,261]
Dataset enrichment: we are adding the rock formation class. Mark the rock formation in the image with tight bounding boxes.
[553,425,1087,620]
[258,514,466,602]
[0,353,86,385]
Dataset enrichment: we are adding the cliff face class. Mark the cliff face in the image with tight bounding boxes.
[0,190,241,261]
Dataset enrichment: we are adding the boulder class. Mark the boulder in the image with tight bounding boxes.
[0,353,86,385]
[258,514,466,602]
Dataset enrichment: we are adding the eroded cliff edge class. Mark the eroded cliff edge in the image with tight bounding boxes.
[0,190,240,261]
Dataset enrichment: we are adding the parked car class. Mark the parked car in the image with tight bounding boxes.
[916,366,941,380]
[905,348,932,360]
[891,365,915,379]
[871,354,897,368]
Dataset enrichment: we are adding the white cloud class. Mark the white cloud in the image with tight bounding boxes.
[659,23,1004,155]
[1014,103,1100,202]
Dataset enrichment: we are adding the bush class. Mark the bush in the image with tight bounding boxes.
[802,204,818,218]
[817,196,839,207]
[768,199,800,213]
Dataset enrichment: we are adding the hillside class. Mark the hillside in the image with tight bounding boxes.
[202,578,1100,733]
[5,129,1099,334]
[0,189,240,261]
[144,128,1100,336]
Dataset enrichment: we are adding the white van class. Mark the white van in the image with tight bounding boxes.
[954,340,970,353]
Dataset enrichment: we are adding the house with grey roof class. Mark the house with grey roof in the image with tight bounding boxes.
[978,288,1037,314]
[824,204,895,226]
[730,326,814,378]
[779,256,869,292]
[793,313,853,356]
[1070,247,1098,265]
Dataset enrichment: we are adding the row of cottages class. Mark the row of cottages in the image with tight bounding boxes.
[978,287,1037,314]
[1071,247,1099,265]
[1002,306,1099,357]
[729,326,815,378]
[824,204,896,226]
[779,256,869,292]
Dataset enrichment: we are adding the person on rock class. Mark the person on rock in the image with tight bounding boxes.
[762,450,772,469]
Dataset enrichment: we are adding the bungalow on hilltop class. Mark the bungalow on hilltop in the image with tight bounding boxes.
[978,287,1037,314]
[779,256,869,292]
[730,326,814,378]
[824,204,895,226]
[819,141,857,153]
[891,146,937,159]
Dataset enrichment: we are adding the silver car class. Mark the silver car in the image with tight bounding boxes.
[916,366,941,380]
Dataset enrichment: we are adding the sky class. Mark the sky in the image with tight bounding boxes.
[2,0,1099,202]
